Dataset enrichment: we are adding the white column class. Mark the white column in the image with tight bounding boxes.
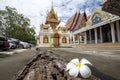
[49,36,51,43]
[67,37,69,44]
[40,36,43,44]
[110,23,116,43]
[37,39,40,46]
[70,32,72,44]
[79,35,81,44]
[77,35,80,44]
[73,35,75,44]
[84,31,87,44]
[100,27,103,43]
[51,38,54,44]
[94,28,98,44]
[89,30,92,44]
[116,21,120,42]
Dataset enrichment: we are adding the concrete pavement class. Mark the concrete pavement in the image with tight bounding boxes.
[50,48,120,79]
[52,48,120,60]
[0,48,36,80]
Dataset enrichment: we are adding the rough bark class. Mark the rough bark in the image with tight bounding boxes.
[15,48,100,80]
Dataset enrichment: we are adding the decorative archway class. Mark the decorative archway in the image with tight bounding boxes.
[43,35,49,43]
[53,33,60,47]
[62,36,67,43]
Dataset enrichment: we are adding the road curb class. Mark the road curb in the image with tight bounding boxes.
[0,49,28,55]
[0,52,15,55]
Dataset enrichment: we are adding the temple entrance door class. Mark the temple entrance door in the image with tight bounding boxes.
[53,33,60,47]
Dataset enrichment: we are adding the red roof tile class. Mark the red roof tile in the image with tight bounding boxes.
[66,11,87,31]
[73,12,87,30]
[66,12,77,30]
[71,12,81,30]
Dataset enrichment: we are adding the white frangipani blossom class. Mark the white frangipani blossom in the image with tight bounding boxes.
[66,58,92,78]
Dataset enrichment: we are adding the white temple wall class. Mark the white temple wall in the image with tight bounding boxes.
[67,37,69,44]
[59,36,62,44]
[40,36,43,44]
[39,44,50,47]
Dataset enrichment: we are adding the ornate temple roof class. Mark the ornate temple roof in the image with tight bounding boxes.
[66,12,77,30]
[40,23,49,30]
[86,7,116,27]
[72,12,87,30]
[45,6,60,26]
[40,23,44,29]
[66,11,87,31]
[102,0,120,16]
[36,35,40,39]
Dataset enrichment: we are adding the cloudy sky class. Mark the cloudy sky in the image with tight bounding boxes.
[0,0,101,34]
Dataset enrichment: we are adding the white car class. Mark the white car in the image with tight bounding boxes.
[8,40,16,49]
[19,41,30,49]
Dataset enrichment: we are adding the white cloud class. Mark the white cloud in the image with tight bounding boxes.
[0,0,101,34]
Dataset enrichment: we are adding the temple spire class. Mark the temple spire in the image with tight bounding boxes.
[45,0,60,27]
[51,0,53,8]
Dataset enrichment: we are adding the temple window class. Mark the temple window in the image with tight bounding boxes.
[43,35,49,43]
[62,36,67,43]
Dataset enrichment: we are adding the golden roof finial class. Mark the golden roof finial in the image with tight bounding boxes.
[45,0,60,26]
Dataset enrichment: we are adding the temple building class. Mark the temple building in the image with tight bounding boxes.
[36,4,120,48]
[36,6,70,47]
[66,11,88,44]
[71,8,120,45]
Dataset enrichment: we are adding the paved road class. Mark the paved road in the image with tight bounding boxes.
[0,47,119,79]
[0,48,36,80]
[50,48,120,79]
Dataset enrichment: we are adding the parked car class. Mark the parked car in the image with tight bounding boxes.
[0,34,9,51]
[19,41,30,49]
[8,39,17,49]
[29,43,35,48]
[9,38,20,48]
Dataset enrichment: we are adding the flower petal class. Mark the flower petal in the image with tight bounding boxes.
[80,65,91,78]
[66,62,75,71]
[80,58,92,65]
[69,68,79,77]
[70,58,80,64]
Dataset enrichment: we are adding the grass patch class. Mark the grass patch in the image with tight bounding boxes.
[0,54,11,58]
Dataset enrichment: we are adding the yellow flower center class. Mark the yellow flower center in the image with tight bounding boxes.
[75,63,81,68]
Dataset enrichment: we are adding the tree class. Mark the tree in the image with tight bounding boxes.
[0,6,36,44]
[0,10,7,35]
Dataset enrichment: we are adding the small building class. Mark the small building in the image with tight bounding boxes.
[37,6,70,47]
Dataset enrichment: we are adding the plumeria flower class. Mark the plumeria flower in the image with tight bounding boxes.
[66,58,92,78]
